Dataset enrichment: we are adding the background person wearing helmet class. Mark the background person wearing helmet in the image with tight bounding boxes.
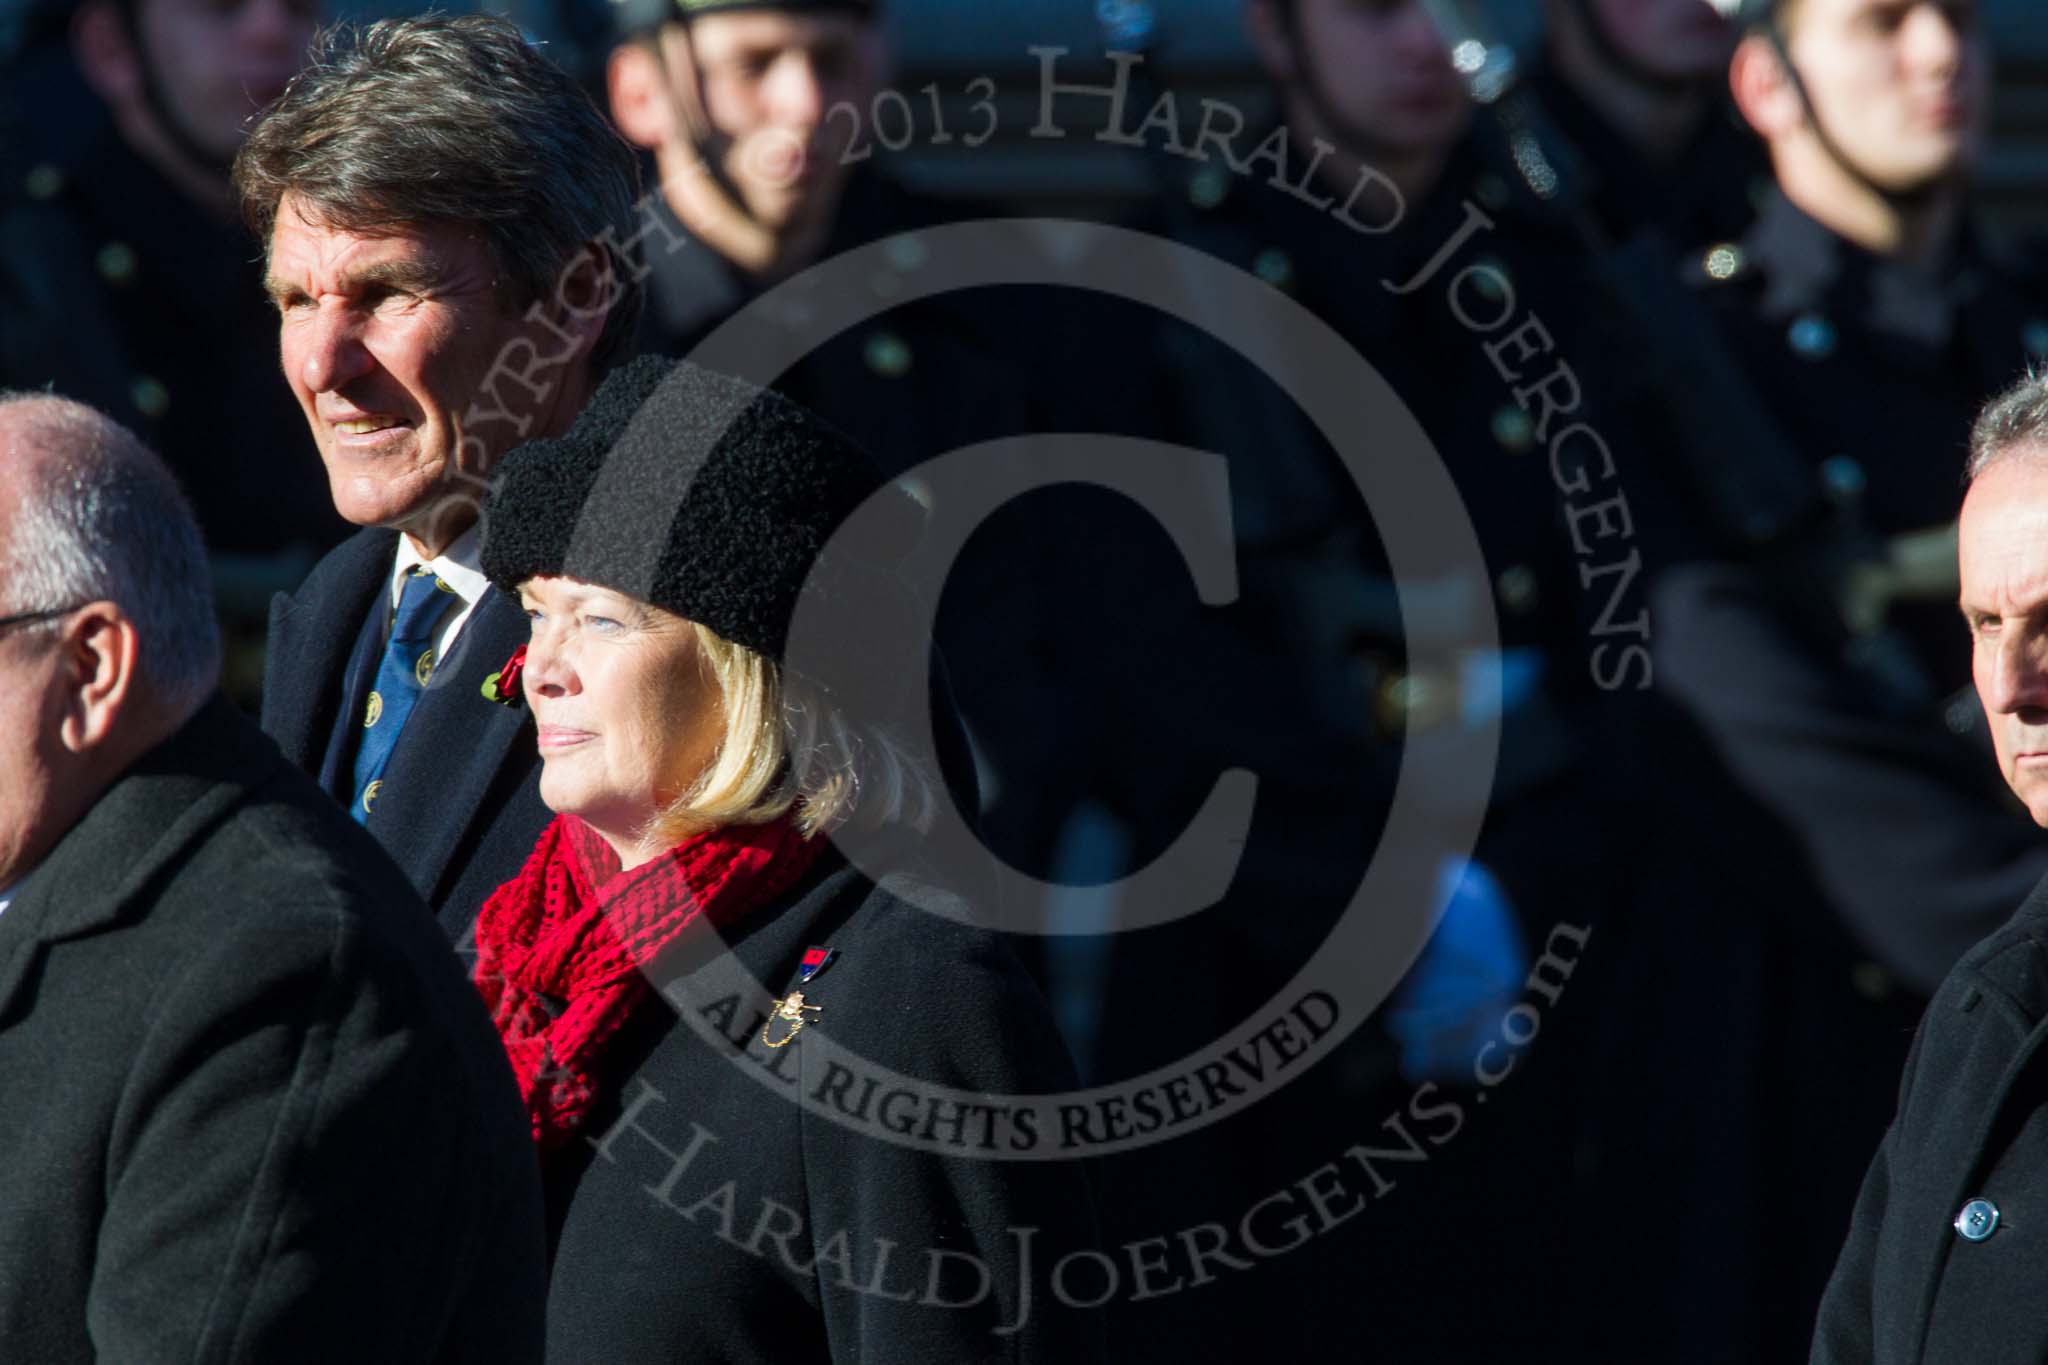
[603,0,1110,918]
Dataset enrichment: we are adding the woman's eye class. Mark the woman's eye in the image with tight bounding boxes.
[585,615,621,632]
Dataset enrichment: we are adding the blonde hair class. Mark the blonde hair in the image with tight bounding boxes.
[645,622,937,845]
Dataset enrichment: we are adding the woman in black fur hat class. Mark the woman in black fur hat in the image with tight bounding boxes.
[471,354,1102,1363]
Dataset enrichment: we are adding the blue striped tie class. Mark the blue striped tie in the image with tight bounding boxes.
[351,566,453,823]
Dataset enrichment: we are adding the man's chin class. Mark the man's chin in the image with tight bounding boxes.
[2014,781,2048,829]
[1875,144,1975,198]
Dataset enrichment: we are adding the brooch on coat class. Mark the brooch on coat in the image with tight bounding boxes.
[762,945,840,1048]
[481,644,527,707]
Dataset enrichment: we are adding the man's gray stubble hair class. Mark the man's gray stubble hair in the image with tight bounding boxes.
[0,393,221,715]
[1967,371,2048,486]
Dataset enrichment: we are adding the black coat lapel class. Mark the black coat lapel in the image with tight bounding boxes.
[261,528,393,773]
[320,602,389,802]
[364,591,535,906]
[1905,954,2048,1350]
[0,698,265,1023]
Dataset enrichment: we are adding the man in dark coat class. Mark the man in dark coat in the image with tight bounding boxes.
[239,13,643,939]
[0,393,546,1363]
[1602,0,2048,1349]
[1812,375,2048,1361]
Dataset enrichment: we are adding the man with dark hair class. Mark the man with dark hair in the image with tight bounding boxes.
[1531,0,1767,243]
[0,0,344,700]
[240,12,644,937]
[0,392,545,1364]
[1811,373,2048,1360]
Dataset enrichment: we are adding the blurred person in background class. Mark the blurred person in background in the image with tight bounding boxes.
[0,0,345,704]
[1531,0,1768,243]
[237,13,643,935]
[605,0,1098,905]
[1052,0,1652,1357]
[606,0,885,298]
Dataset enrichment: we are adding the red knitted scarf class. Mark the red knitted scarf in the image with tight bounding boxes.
[473,811,826,1150]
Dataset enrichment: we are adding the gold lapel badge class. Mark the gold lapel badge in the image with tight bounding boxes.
[761,991,821,1048]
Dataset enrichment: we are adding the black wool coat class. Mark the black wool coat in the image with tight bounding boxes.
[0,697,547,1362]
[264,525,553,941]
[1814,875,2048,1362]
[539,851,1107,1364]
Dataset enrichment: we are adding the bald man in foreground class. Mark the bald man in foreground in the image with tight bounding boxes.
[0,393,544,1363]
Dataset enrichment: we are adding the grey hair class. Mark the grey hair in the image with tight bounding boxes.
[232,12,644,376]
[1966,371,2048,486]
[0,393,221,714]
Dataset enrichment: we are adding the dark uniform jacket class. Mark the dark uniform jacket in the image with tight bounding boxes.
[1065,117,1637,1361]
[0,98,343,566]
[540,850,1104,1364]
[1813,875,2048,1363]
[1523,55,1768,248]
[263,526,553,940]
[0,696,546,1363]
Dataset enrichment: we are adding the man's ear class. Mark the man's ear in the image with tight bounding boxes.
[71,0,144,109]
[536,244,613,364]
[1243,0,1298,88]
[55,604,140,755]
[609,41,676,151]
[1730,32,1803,142]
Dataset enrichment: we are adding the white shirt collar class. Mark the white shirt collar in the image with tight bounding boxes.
[391,522,489,610]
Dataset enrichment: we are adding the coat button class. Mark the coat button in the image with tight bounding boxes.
[1954,1197,2000,1242]
[130,376,169,418]
[1849,960,1893,1002]
[1188,164,1229,210]
[97,241,139,285]
[863,331,912,378]
[1787,312,1837,360]
[24,163,64,199]
[883,234,928,273]
[1818,455,1866,507]
[1492,405,1536,452]
[1496,565,1540,615]
[1253,248,1294,291]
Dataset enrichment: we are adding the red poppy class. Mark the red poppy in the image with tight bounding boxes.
[482,644,527,707]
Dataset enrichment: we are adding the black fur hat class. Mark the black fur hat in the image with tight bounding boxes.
[480,353,918,668]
